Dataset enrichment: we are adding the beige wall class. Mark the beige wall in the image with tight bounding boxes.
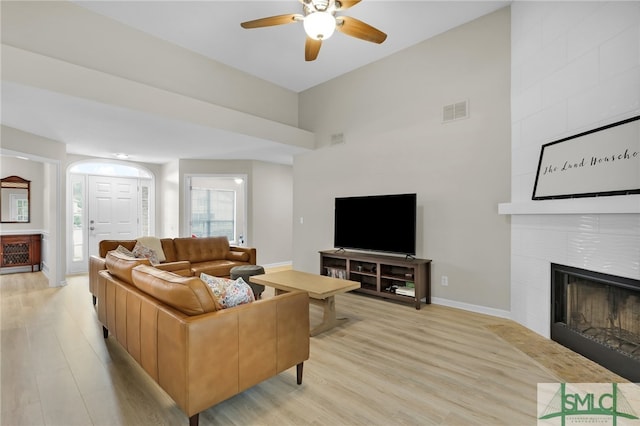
[294,8,512,312]
[251,161,293,265]
[1,1,299,127]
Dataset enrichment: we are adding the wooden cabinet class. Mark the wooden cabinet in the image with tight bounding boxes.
[1,234,42,272]
[320,250,431,309]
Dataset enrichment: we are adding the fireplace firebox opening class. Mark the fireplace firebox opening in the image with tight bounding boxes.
[551,263,640,382]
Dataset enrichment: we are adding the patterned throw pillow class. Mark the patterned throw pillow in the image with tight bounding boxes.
[115,245,135,257]
[200,273,255,309]
[132,241,159,265]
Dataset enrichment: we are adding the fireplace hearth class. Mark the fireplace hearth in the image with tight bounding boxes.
[551,263,640,382]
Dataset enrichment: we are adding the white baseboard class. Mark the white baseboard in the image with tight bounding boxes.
[431,297,511,320]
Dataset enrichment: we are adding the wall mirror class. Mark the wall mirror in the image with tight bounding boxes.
[1,176,30,223]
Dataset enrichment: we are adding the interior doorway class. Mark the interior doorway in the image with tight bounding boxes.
[67,161,154,274]
[186,175,247,245]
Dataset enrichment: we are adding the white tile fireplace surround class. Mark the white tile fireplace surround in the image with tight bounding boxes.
[506,1,640,339]
[502,201,640,338]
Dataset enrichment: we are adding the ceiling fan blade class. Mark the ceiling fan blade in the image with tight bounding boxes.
[240,14,301,29]
[335,0,362,10]
[336,16,387,44]
[305,37,322,61]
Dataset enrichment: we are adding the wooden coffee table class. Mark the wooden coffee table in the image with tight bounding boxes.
[250,270,360,336]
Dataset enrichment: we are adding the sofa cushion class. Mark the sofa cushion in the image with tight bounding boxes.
[131,265,221,315]
[174,236,230,263]
[190,260,242,278]
[200,273,255,309]
[154,261,193,277]
[101,240,137,257]
[226,251,250,262]
[105,251,152,284]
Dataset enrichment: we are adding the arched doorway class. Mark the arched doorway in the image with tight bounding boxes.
[67,160,155,274]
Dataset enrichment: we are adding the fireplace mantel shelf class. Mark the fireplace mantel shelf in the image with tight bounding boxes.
[499,195,640,215]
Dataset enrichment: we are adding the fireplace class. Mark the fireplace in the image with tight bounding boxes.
[551,263,640,382]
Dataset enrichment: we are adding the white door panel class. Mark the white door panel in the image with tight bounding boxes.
[88,176,139,258]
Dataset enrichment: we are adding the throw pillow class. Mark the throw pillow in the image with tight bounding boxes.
[135,236,166,263]
[115,245,135,258]
[132,241,159,265]
[200,273,255,309]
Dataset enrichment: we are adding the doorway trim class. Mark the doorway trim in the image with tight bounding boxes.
[184,174,248,245]
[66,159,155,274]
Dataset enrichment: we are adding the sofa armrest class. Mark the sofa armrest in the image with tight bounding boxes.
[89,255,106,301]
[155,261,193,276]
[158,291,309,417]
[228,246,256,265]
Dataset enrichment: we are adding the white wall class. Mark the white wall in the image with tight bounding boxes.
[1,1,299,127]
[160,160,180,238]
[294,8,512,313]
[509,2,640,336]
[1,126,67,287]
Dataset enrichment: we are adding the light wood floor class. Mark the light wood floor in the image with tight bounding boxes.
[0,271,628,425]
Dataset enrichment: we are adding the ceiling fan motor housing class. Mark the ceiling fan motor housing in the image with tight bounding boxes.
[304,0,333,13]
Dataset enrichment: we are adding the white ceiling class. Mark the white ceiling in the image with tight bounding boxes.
[2,1,509,165]
[75,0,509,93]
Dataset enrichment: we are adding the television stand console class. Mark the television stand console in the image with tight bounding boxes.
[319,250,431,309]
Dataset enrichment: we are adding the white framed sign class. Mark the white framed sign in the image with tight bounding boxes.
[532,115,640,200]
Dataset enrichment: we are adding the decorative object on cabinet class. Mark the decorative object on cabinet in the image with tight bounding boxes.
[1,234,42,272]
[1,176,30,223]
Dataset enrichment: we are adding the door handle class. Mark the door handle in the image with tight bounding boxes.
[89,226,95,231]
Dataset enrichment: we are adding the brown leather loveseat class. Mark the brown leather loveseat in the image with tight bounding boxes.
[97,251,310,426]
[89,236,256,305]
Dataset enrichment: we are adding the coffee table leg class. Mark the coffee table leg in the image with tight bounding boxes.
[309,296,349,336]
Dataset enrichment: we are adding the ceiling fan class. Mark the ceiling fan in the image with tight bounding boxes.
[240,0,387,61]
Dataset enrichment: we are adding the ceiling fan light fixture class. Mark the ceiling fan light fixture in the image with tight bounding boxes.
[303,12,336,40]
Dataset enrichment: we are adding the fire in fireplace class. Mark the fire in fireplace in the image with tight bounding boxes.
[551,263,640,382]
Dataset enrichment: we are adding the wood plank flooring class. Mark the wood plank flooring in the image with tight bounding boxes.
[0,271,629,425]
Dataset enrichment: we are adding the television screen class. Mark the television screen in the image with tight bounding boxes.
[334,193,417,255]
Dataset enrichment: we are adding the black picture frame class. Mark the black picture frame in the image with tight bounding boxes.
[532,115,640,200]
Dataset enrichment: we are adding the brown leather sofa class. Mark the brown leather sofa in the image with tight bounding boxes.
[97,251,310,426]
[89,236,256,305]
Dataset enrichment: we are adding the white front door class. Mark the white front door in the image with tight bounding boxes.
[88,176,139,258]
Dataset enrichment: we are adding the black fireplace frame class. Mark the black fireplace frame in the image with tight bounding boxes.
[550,263,640,382]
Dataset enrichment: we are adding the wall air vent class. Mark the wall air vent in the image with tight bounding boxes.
[443,100,469,123]
[330,133,345,145]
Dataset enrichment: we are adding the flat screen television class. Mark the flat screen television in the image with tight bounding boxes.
[334,193,417,255]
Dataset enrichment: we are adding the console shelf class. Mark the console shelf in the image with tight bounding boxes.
[319,250,431,309]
